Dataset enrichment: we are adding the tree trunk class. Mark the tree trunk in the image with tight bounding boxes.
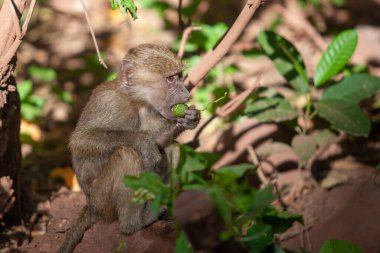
[0,0,30,223]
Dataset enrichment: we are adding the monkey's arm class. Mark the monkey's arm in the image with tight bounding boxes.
[71,129,161,171]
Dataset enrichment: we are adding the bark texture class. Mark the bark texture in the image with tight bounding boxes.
[0,0,29,222]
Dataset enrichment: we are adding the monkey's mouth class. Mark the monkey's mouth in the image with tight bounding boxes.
[160,106,177,121]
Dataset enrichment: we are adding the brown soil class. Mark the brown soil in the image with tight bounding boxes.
[15,167,380,253]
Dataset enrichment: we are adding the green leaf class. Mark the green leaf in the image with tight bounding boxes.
[139,0,170,15]
[124,172,170,215]
[214,164,257,180]
[178,145,220,184]
[260,206,303,234]
[17,80,33,101]
[28,66,57,82]
[182,23,228,52]
[258,31,309,94]
[209,186,231,222]
[115,243,126,253]
[21,103,43,121]
[321,74,380,103]
[106,72,118,81]
[319,240,363,253]
[110,0,117,9]
[202,23,228,51]
[110,0,138,20]
[181,0,201,18]
[291,134,318,162]
[175,231,192,253]
[28,95,46,108]
[247,185,276,216]
[256,142,294,158]
[246,224,274,253]
[314,29,358,87]
[244,97,298,122]
[315,99,371,137]
[314,129,337,148]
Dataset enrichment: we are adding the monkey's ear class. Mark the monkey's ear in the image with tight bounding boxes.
[119,61,131,86]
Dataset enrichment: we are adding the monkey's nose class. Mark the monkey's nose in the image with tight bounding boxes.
[183,94,190,102]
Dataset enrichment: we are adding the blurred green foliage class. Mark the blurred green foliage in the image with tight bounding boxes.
[125,145,303,253]
[243,28,380,169]
[110,0,138,20]
[18,80,45,122]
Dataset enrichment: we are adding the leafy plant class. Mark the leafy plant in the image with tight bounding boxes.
[246,28,380,169]
[124,145,302,253]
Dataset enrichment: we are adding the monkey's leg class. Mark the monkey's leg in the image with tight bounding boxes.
[98,146,159,234]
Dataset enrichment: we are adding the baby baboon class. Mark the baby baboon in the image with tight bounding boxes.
[59,44,200,253]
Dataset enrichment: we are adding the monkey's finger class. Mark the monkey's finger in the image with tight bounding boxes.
[185,108,200,116]
[176,118,187,123]
[185,114,197,120]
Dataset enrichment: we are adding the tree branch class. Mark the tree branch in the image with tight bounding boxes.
[215,76,260,117]
[185,0,262,91]
[0,0,34,68]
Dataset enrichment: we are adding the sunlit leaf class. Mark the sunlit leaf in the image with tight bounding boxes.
[314,29,358,87]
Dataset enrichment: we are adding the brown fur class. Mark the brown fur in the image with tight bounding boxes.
[59,44,200,253]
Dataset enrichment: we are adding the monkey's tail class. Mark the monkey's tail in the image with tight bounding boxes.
[59,205,93,253]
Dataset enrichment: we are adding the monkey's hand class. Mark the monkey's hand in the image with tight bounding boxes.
[176,105,200,130]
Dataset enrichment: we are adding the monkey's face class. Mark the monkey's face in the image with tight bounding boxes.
[120,44,190,121]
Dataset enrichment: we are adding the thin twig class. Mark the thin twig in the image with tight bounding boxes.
[215,76,260,117]
[185,0,262,91]
[79,0,108,69]
[21,0,36,36]
[247,146,269,186]
[247,145,287,209]
[177,26,202,59]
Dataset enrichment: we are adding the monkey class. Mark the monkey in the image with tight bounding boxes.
[59,44,200,253]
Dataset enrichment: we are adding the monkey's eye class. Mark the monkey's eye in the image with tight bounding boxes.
[166,75,177,84]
